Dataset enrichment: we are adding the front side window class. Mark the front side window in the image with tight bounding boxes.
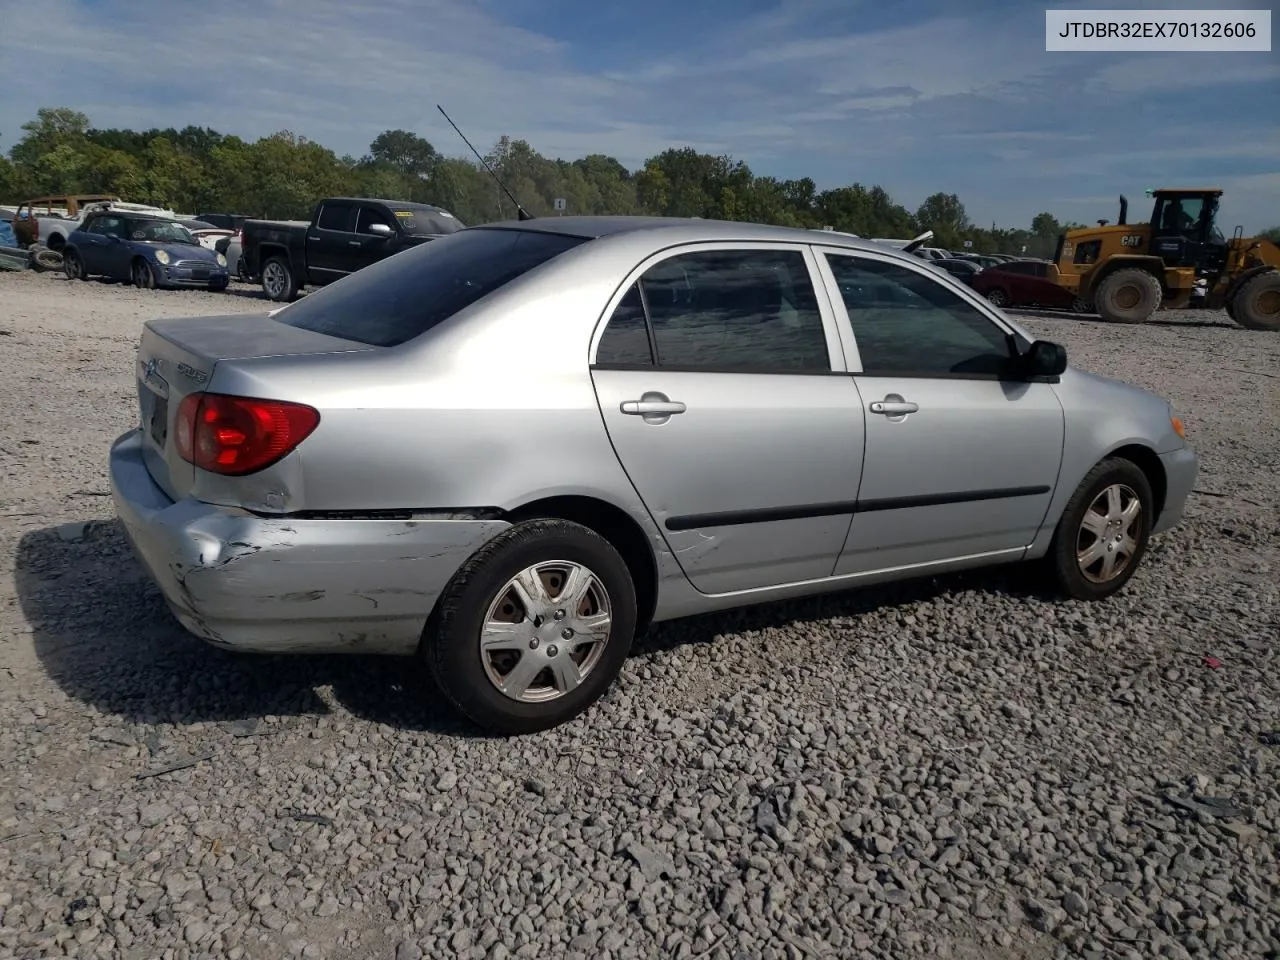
[635,248,830,372]
[272,227,589,348]
[824,254,1014,376]
[357,206,394,235]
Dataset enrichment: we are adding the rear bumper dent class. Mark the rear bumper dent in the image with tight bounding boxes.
[109,428,510,654]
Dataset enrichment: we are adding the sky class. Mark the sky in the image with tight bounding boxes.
[0,0,1276,232]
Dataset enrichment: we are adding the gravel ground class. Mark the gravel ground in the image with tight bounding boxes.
[1,269,1277,960]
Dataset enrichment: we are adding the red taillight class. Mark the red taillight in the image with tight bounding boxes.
[175,393,319,476]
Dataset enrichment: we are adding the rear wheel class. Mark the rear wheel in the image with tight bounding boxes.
[1071,296,1092,314]
[1231,271,1280,331]
[1095,268,1162,324]
[985,288,1009,308]
[425,518,636,735]
[1044,457,1153,601]
[132,259,157,290]
[261,257,298,302]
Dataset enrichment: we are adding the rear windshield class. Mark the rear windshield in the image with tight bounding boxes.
[271,227,590,347]
[392,206,465,236]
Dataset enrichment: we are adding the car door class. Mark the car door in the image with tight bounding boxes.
[306,200,358,282]
[99,216,135,278]
[814,247,1065,575]
[589,243,865,595]
[72,215,111,273]
[352,204,400,270]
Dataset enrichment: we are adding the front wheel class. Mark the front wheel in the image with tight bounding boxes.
[1045,457,1154,601]
[425,519,637,735]
[1231,271,1280,331]
[132,259,157,290]
[261,257,298,302]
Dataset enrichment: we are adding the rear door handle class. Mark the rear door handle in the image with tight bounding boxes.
[348,240,362,247]
[621,400,686,416]
[869,400,919,415]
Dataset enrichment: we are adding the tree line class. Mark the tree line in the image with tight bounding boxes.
[4,108,1276,257]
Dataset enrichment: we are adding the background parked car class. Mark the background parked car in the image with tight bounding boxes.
[180,219,236,251]
[970,258,1089,312]
[912,246,955,261]
[241,197,465,301]
[196,212,251,232]
[929,257,984,284]
[63,211,230,291]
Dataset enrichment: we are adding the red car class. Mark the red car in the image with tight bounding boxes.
[970,259,1090,313]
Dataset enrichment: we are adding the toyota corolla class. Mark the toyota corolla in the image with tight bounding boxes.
[109,217,1197,734]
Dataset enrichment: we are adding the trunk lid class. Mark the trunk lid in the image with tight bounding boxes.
[136,313,373,502]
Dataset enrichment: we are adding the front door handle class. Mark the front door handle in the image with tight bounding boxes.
[621,400,687,416]
[348,240,362,247]
[869,400,918,415]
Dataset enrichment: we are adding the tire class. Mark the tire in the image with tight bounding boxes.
[1070,296,1092,315]
[1095,268,1162,324]
[132,259,157,290]
[1231,271,1280,331]
[31,246,63,272]
[261,256,298,302]
[985,288,1009,308]
[425,518,637,735]
[1044,457,1154,601]
[208,279,229,293]
[62,250,87,281]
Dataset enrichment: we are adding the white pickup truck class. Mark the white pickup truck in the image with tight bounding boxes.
[13,195,184,251]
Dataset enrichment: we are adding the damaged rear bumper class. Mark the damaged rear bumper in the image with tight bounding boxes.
[108,428,510,654]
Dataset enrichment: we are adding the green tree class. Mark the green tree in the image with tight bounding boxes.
[368,129,439,176]
[914,192,970,248]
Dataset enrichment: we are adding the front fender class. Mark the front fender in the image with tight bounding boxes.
[1215,264,1277,308]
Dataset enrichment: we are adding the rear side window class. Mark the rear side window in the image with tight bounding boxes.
[272,227,590,347]
[316,203,356,232]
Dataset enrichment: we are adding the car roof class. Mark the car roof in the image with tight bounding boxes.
[469,214,896,254]
[329,197,453,212]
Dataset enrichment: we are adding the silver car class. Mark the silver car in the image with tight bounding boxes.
[109,217,1198,734]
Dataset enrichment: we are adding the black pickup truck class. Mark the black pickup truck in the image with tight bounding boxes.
[240,197,465,301]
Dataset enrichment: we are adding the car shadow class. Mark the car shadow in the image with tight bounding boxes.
[1011,307,1236,329]
[219,286,271,301]
[15,518,1052,738]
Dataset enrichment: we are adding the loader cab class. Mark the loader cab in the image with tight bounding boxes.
[1149,188,1228,275]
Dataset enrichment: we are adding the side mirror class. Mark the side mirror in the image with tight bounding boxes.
[367,223,394,237]
[1021,339,1067,378]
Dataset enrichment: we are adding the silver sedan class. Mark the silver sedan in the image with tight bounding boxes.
[109,217,1198,734]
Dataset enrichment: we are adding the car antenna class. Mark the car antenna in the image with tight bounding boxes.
[436,104,534,221]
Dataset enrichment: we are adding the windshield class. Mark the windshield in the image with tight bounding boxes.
[272,227,589,347]
[131,219,197,244]
[391,206,465,236]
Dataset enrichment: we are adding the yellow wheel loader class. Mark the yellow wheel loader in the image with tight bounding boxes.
[1050,189,1280,331]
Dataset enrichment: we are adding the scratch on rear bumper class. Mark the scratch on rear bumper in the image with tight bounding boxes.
[108,428,511,654]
